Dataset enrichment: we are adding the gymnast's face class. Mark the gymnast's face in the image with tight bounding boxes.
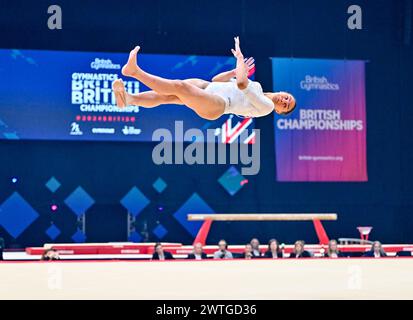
[271,92,296,115]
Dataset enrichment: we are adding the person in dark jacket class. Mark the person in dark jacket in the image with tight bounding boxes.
[151,242,174,260]
[187,242,208,260]
[363,241,387,258]
[240,243,255,259]
[324,239,345,258]
[250,238,262,257]
[264,239,283,259]
[289,240,312,258]
[40,248,60,261]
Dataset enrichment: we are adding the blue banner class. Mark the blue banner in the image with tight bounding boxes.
[272,58,367,181]
[0,49,246,142]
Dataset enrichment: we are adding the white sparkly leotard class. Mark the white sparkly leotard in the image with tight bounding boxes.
[204,79,274,118]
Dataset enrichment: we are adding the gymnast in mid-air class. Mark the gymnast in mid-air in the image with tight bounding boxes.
[113,37,296,120]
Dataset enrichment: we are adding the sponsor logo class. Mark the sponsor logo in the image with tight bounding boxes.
[300,75,340,91]
[70,122,83,135]
[91,128,115,134]
[90,58,121,70]
[122,126,141,135]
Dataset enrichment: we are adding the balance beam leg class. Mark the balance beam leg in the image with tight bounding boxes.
[193,220,213,246]
[313,219,330,245]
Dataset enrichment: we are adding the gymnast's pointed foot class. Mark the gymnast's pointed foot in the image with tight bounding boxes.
[122,46,141,77]
[112,79,128,108]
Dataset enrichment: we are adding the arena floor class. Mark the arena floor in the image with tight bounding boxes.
[1,258,412,299]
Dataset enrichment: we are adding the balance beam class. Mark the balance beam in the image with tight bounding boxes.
[188,213,337,221]
[188,213,338,246]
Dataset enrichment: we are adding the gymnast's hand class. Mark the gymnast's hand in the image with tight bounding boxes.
[244,57,255,76]
[231,36,243,59]
[231,36,250,90]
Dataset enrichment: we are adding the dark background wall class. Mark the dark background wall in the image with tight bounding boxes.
[0,0,412,247]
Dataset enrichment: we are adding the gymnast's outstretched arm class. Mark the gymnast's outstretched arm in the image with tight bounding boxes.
[211,69,235,82]
[231,37,274,116]
[231,36,250,90]
[211,57,255,82]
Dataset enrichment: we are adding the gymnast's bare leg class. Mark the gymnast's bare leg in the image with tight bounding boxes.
[112,78,210,108]
[117,46,226,120]
[113,80,182,108]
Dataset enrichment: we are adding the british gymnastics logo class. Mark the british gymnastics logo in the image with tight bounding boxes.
[300,75,339,91]
[90,58,121,70]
